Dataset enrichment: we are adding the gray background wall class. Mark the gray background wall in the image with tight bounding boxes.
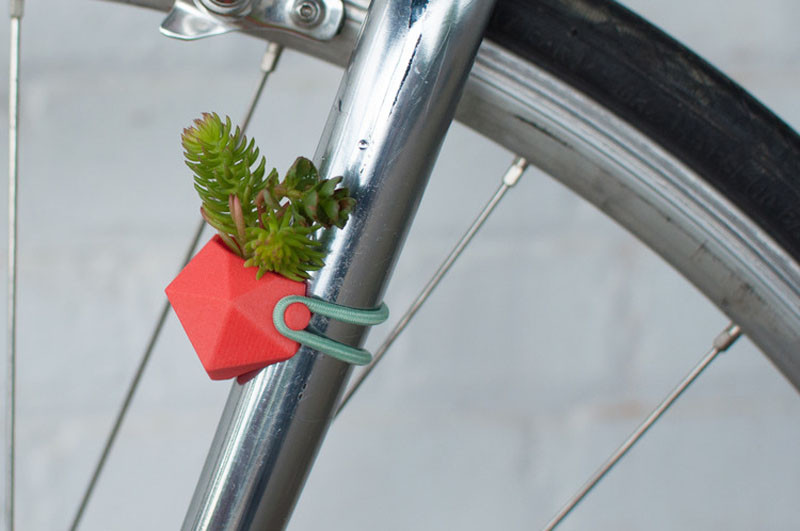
[1,1,799,529]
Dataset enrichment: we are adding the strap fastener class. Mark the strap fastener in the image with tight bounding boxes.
[274,295,389,365]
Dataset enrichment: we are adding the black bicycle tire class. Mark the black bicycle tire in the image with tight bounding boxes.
[486,0,800,265]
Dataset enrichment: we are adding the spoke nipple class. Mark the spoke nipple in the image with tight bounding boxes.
[713,323,742,352]
[502,156,528,187]
[10,0,24,18]
[260,42,284,74]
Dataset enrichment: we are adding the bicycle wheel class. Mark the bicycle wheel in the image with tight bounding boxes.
[16,0,800,529]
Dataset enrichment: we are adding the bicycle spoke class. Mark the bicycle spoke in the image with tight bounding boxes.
[68,42,284,531]
[336,156,529,416]
[241,42,283,132]
[67,220,205,531]
[6,1,23,529]
[542,322,742,531]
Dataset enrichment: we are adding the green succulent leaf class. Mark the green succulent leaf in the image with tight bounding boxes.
[283,156,319,192]
[182,112,272,255]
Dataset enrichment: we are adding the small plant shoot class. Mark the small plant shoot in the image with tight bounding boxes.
[181,113,355,281]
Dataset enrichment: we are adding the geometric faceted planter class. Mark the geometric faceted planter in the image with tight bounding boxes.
[165,235,311,381]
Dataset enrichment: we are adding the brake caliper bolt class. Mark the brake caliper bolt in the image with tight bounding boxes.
[292,0,323,27]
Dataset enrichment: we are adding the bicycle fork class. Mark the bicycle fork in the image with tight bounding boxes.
[182,0,497,529]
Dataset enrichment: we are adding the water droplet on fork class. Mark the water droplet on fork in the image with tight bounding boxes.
[357,139,369,150]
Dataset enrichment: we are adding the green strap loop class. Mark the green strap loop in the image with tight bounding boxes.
[273,295,389,365]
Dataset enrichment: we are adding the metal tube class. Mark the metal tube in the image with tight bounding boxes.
[6,4,23,529]
[182,1,496,529]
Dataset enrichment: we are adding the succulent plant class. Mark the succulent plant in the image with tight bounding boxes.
[181,112,354,280]
[273,157,356,229]
[243,211,326,282]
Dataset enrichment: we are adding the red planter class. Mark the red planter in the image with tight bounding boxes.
[166,235,311,380]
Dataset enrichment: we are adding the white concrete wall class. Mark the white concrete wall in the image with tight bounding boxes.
[0,1,798,529]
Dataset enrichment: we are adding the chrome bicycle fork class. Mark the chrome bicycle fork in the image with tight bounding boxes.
[182,1,496,529]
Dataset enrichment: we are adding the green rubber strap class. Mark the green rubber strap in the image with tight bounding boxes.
[273,295,389,365]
